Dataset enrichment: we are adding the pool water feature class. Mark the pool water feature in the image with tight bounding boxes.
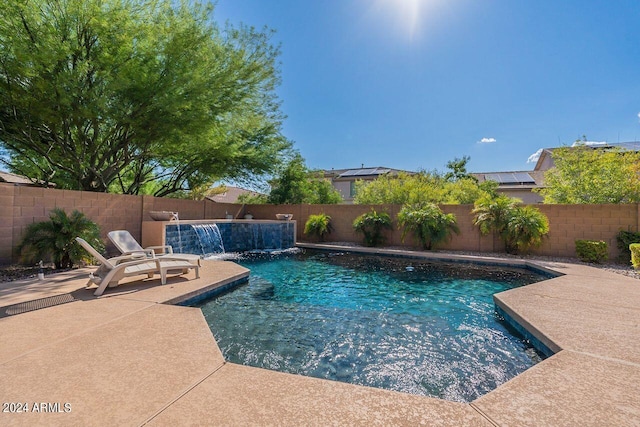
[164,220,295,257]
[197,251,549,402]
[192,224,225,254]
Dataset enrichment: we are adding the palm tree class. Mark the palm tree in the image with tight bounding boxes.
[505,206,550,253]
[473,195,549,254]
[397,203,459,250]
[353,209,393,247]
[18,209,104,268]
[303,213,333,242]
[472,194,519,237]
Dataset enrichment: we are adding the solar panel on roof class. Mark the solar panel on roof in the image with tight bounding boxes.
[484,173,504,183]
[484,172,535,185]
[355,168,378,176]
[614,142,640,151]
[513,172,535,183]
[338,168,392,178]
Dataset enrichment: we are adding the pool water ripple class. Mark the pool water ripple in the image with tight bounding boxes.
[197,251,547,402]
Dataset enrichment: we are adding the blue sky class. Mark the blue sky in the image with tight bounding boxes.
[215,0,640,173]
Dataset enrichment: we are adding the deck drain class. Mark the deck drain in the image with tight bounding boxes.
[3,294,76,317]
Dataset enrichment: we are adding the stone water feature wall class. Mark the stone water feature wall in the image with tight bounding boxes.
[158,220,296,256]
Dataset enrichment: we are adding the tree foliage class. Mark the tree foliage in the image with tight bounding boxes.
[267,154,341,204]
[444,156,477,182]
[0,0,290,196]
[354,171,495,206]
[536,145,640,204]
[237,192,269,204]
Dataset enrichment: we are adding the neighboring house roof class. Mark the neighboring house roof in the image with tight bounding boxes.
[0,170,55,186]
[533,141,640,171]
[324,166,414,180]
[471,170,546,203]
[206,186,263,203]
[472,171,545,187]
[0,171,33,185]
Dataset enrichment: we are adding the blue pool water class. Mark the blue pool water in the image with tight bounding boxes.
[197,250,548,402]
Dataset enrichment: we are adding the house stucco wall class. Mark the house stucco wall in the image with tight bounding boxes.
[498,188,544,204]
[331,181,352,201]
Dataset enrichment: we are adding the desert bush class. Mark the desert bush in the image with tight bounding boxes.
[575,240,608,263]
[630,244,640,269]
[616,230,640,263]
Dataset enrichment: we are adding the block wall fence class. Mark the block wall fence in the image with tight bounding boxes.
[1,182,638,265]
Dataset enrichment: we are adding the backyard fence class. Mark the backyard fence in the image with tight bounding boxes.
[1,182,638,265]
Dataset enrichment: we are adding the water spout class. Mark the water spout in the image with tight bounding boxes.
[173,212,183,253]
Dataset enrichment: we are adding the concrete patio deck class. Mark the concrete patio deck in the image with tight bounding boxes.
[0,250,639,426]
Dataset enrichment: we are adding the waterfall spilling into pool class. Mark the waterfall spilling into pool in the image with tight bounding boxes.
[163,220,296,256]
[193,224,225,254]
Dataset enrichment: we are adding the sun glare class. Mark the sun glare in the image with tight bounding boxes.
[394,0,422,38]
[367,0,443,42]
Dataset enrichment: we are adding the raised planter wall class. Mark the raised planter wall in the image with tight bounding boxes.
[142,220,296,255]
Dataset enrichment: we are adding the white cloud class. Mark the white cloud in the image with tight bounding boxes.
[637,112,640,122]
[527,148,543,164]
[477,137,496,144]
[571,140,607,147]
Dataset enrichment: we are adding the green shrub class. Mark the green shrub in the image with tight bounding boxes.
[304,213,333,242]
[472,194,518,237]
[473,195,549,254]
[353,209,393,247]
[397,203,459,250]
[504,206,550,254]
[575,240,608,263]
[616,230,640,263]
[18,208,104,269]
[631,243,640,269]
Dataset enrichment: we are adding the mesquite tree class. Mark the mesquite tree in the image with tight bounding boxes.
[0,0,291,196]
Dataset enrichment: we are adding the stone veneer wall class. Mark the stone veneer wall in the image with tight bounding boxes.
[1,182,638,264]
[164,221,296,255]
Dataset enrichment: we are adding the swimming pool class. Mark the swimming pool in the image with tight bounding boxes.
[197,250,549,402]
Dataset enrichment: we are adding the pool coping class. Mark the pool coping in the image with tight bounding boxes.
[1,248,639,425]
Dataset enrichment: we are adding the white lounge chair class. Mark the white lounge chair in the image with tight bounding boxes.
[76,237,200,296]
[107,230,201,266]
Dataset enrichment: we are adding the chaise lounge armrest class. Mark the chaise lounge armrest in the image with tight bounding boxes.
[108,254,147,265]
[145,245,174,255]
[121,248,156,258]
